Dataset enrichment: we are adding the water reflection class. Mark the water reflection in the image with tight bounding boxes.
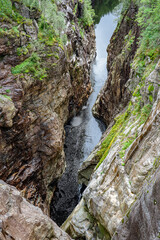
[93,0,120,24]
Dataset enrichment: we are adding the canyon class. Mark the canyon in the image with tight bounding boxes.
[0,0,160,239]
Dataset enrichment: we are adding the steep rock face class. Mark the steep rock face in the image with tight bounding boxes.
[62,61,160,239]
[0,180,72,240]
[0,0,95,214]
[92,1,139,125]
[112,163,160,240]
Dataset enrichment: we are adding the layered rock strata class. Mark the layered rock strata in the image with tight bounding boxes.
[0,0,95,214]
[92,1,139,125]
[62,1,160,238]
[63,60,160,239]
[0,180,72,240]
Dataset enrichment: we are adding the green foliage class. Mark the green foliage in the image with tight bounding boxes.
[96,108,131,169]
[22,0,66,39]
[79,27,84,39]
[17,46,28,56]
[96,92,152,168]
[149,95,153,102]
[139,104,152,124]
[137,0,160,50]
[11,53,47,80]
[0,0,12,16]
[5,89,11,93]
[119,137,136,158]
[80,0,95,27]
[148,84,154,93]
[0,94,12,101]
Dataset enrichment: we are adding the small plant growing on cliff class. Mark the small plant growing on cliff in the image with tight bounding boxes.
[0,0,12,16]
[137,0,160,50]
[80,0,95,27]
[11,53,47,80]
[22,0,66,43]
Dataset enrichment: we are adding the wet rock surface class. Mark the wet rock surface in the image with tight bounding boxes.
[0,180,72,240]
[50,122,85,226]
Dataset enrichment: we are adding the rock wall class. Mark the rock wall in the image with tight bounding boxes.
[62,1,160,239]
[92,1,139,125]
[0,180,72,240]
[0,0,95,215]
[112,160,160,240]
[63,60,160,239]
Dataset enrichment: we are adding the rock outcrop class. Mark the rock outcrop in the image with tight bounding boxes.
[112,162,160,240]
[62,1,160,238]
[0,180,72,240]
[92,1,139,125]
[63,61,160,239]
[0,0,95,214]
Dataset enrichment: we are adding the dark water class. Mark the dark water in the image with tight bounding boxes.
[93,0,120,24]
[50,2,119,226]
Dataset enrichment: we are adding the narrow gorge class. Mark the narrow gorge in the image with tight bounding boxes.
[50,0,118,226]
[0,0,160,239]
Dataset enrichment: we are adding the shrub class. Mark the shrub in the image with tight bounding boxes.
[137,0,160,50]
[81,0,95,27]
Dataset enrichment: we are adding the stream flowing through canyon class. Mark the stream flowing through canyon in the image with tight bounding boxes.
[51,1,119,226]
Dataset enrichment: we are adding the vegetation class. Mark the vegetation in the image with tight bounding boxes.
[96,108,131,169]
[137,0,160,50]
[11,53,47,80]
[0,0,12,17]
[80,0,95,27]
[23,0,66,38]
[95,0,160,169]
[0,0,95,80]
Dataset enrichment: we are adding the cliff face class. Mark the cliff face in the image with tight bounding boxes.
[92,1,139,125]
[0,180,72,240]
[0,0,95,214]
[62,1,160,239]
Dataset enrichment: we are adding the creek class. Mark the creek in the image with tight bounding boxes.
[50,1,119,226]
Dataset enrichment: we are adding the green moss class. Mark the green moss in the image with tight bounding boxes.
[133,88,141,97]
[0,94,12,101]
[119,137,135,158]
[126,209,131,218]
[97,223,111,240]
[149,95,153,103]
[11,53,47,80]
[139,104,152,125]
[148,84,154,93]
[96,108,131,169]
[157,232,160,238]
[5,89,10,93]
[96,95,152,169]
[17,46,28,56]
[153,156,160,169]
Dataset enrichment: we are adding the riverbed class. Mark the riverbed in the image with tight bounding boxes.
[51,3,119,226]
